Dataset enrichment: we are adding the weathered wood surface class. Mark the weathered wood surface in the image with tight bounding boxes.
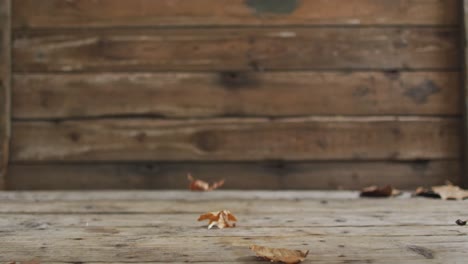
[12,71,461,119]
[10,117,460,161]
[0,210,465,228]
[462,0,468,188]
[0,196,465,214]
[6,161,460,190]
[12,0,459,28]
[0,0,10,189]
[0,191,467,263]
[13,28,459,72]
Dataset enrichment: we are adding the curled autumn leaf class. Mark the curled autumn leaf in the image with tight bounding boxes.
[198,210,237,229]
[8,260,40,264]
[360,185,401,198]
[188,173,225,191]
[250,245,309,264]
[415,182,468,200]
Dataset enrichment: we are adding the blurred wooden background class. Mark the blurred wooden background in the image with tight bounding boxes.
[0,0,463,189]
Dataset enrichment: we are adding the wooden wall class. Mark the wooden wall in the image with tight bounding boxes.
[5,0,463,189]
[0,0,11,189]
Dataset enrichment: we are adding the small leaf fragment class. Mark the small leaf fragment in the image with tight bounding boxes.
[198,210,237,229]
[415,182,468,200]
[188,173,225,191]
[8,260,40,264]
[414,187,440,199]
[250,245,309,264]
[360,185,401,198]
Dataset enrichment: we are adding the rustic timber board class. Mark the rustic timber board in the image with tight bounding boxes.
[0,0,11,189]
[11,71,461,119]
[6,0,464,190]
[6,160,461,190]
[12,0,458,28]
[0,191,466,263]
[10,117,460,162]
[13,27,459,72]
[462,0,468,188]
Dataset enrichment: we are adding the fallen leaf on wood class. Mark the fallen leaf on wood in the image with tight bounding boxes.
[415,182,468,200]
[198,210,237,229]
[187,173,224,191]
[455,219,467,226]
[250,245,309,264]
[8,260,40,264]
[360,185,401,198]
[413,187,440,199]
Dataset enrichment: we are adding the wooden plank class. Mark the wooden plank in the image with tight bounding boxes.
[0,191,466,263]
[0,190,368,201]
[0,262,449,264]
[13,27,459,72]
[0,0,11,189]
[12,71,461,119]
[0,195,465,214]
[462,0,468,188]
[1,234,466,263]
[12,0,459,28]
[0,211,465,229]
[10,117,460,162]
[6,160,460,190]
[0,225,464,240]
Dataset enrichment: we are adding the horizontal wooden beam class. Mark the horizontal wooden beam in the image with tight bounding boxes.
[13,27,459,72]
[12,71,461,119]
[10,117,460,162]
[12,0,459,28]
[7,160,460,190]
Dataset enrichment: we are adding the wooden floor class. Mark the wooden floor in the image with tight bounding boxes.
[0,191,467,264]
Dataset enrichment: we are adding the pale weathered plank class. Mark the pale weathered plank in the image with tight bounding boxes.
[0,211,465,229]
[0,262,449,264]
[0,197,465,214]
[10,117,460,161]
[13,27,459,72]
[0,225,464,240]
[12,71,461,119]
[12,0,459,28]
[0,191,467,263]
[0,0,11,189]
[0,190,367,201]
[6,160,460,190]
[1,234,466,262]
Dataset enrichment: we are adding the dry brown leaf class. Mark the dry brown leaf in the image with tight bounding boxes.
[360,185,401,198]
[8,260,40,264]
[188,173,225,191]
[198,210,237,229]
[250,245,309,264]
[415,182,468,200]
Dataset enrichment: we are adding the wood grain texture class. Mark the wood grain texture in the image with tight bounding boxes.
[1,210,466,228]
[13,27,459,72]
[1,232,466,263]
[0,191,467,263]
[6,160,460,190]
[0,193,466,214]
[12,71,461,119]
[10,117,460,162]
[12,0,459,28]
[463,0,468,188]
[0,0,11,189]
